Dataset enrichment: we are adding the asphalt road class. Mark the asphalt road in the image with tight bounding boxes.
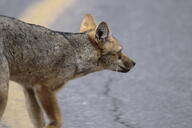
[1,0,192,128]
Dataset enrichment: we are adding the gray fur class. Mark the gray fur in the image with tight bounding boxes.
[0,15,101,89]
[0,15,135,128]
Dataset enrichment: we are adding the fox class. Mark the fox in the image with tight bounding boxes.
[0,14,135,128]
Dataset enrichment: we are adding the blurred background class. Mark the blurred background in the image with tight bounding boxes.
[0,0,192,128]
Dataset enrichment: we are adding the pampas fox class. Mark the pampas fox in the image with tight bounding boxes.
[0,14,135,128]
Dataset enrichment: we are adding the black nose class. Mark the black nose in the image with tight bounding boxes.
[132,61,136,66]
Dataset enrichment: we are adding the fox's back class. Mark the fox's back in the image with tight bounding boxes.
[0,16,76,84]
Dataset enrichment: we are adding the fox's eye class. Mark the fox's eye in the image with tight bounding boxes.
[117,50,122,59]
[118,55,122,59]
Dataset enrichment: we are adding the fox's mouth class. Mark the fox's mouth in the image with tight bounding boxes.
[118,66,130,73]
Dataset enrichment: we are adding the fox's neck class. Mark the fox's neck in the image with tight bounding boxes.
[60,32,103,76]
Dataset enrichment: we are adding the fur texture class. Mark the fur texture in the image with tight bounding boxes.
[0,14,135,128]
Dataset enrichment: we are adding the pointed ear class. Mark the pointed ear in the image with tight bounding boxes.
[95,21,110,42]
[80,14,97,32]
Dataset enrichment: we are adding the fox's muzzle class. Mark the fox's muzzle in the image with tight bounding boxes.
[119,60,136,73]
[118,53,136,73]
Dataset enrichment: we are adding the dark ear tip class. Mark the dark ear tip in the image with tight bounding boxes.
[99,21,108,26]
[97,21,109,32]
[95,21,110,41]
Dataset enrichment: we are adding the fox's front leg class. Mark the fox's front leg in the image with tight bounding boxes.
[35,85,62,128]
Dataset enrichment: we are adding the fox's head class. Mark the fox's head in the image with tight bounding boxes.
[80,14,135,73]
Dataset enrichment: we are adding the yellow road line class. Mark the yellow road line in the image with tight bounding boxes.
[2,82,33,128]
[20,0,75,26]
[2,0,75,127]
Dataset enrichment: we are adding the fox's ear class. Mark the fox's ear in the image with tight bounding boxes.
[80,14,97,32]
[95,22,110,42]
